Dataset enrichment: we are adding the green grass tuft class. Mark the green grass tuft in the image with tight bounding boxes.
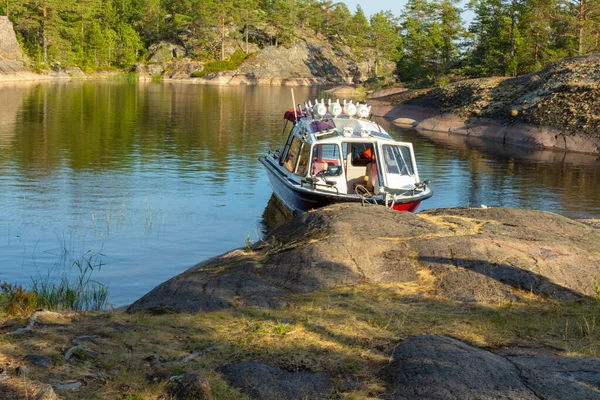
[0,251,108,317]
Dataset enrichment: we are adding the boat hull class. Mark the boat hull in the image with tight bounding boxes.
[260,156,431,215]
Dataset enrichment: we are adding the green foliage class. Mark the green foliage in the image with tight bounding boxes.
[243,234,254,253]
[398,0,463,86]
[4,0,600,82]
[0,282,39,316]
[192,49,250,78]
[32,251,109,312]
[273,320,292,335]
[0,251,108,316]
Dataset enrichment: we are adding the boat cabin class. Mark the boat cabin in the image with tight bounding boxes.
[278,106,420,196]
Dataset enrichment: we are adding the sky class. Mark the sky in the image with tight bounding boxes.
[342,0,407,17]
[341,0,474,24]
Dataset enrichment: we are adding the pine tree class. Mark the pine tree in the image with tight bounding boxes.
[466,0,512,76]
[559,0,600,55]
[369,11,399,80]
[348,5,370,57]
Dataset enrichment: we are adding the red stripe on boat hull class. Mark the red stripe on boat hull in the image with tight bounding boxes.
[392,201,422,212]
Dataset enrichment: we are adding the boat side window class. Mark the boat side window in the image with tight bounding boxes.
[279,122,296,165]
[382,145,415,176]
[311,144,342,176]
[295,142,311,176]
[283,136,302,172]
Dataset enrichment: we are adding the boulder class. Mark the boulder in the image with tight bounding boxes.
[166,374,211,400]
[325,85,364,98]
[502,348,600,400]
[36,384,59,400]
[415,113,467,132]
[164,59,204,79]
[128,205,600,313]
[498,124,562,149]
[387,336,538,399]
[237,37,361,83]
[127,255,288,313]
[148,41,186,63]
[218,361,333,400]
[24,355,52,368]
[387,336,600,400]
[146,63,165,76]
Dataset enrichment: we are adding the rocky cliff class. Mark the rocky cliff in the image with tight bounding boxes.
[143,36,392,86]
[0,16,48,81]
[0,16,22,62]
[0,16,28,78]
[372,55,600,154]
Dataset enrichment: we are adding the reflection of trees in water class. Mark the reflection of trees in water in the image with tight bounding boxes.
[2,83,319,183]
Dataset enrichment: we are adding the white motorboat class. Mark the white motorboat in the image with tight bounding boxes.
[259,98,433,215]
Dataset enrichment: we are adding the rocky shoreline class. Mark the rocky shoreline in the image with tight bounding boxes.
[370,56,600,156]
[1,204,600,399]
[370,101,600,155]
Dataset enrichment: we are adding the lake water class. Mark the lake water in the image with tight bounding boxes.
[1,81,599,306]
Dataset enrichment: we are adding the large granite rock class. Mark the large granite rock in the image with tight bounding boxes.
[387,336,538,399]
[128,204,600,313]
[387,336,600,400]
[0,16,23,61]
[147,41,186,63]
[237,38,368,84]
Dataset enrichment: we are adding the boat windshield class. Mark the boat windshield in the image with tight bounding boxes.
[381,145,414,176]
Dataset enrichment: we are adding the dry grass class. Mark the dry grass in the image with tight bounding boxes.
[1,283,599,399]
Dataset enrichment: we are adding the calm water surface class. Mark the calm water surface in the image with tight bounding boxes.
[1,81,599,306]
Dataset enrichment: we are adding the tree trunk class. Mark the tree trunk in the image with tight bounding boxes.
[42,5,48,64]
[579,24,584,55]
[534,32,540,64]
[577,0,585,55]
[245,9,249,53]
[221,15,225,60]
[510,0,516,61]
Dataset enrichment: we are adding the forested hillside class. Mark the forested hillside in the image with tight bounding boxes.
[0,0,599,85]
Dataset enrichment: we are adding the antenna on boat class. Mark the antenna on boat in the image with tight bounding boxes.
[291,89,298,122]
[307,100,316,122]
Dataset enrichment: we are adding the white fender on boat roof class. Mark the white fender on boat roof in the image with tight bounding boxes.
[343,100,357,117]
[357,103,369,118]
[313,100,326,117]
[330,100,342,118]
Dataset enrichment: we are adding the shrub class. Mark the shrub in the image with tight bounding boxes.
[192,49,252,78]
